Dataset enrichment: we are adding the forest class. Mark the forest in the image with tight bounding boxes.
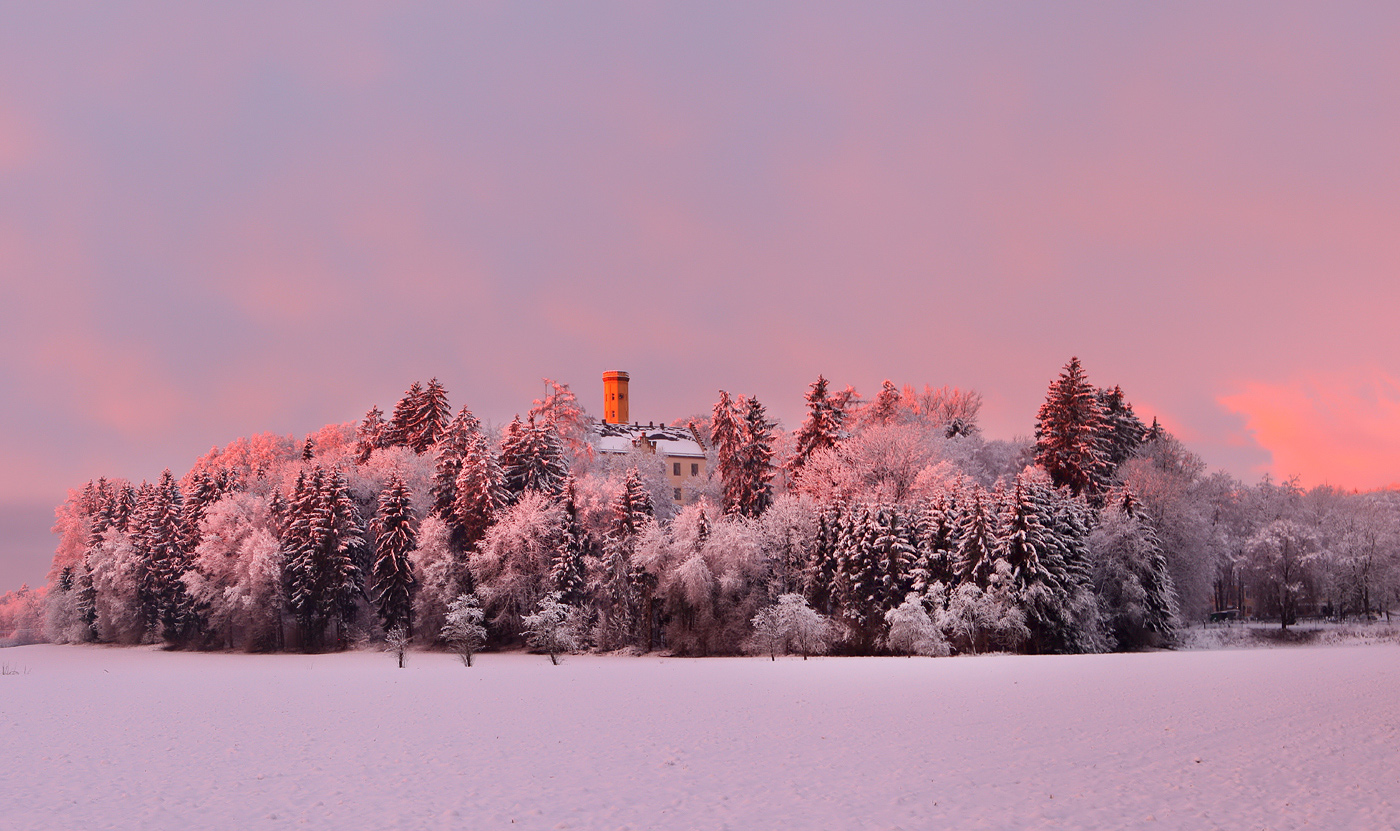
[4,358,1400,657]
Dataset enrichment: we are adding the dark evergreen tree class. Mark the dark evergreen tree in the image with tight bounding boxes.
[788,375,846,477]
[384,382,424,449]
[954,485,997,588]
[914,496,958,591]
[1097,385,1148,471]
[285,466,367,651]
[871,504,918,615]
[551,476,590,606]
[370,476,416,635]
[1035,357,1111,497]
[710,391,745,513]
[408,377,452,453]
[137,470,196,643]
[450,432,507,554]
[355,405,389,463]
[430,406,482,518]
[833,505,884,652]
[500,416,568,499]
[734,397,776,518]
[867,379,901,426]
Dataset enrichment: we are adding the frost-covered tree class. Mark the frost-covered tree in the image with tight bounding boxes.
[441,592,487,666]
[1097,385,1147,470]
[471,491,564,639]
[370,476,417,635]
[1090,496,1178,649]
[521,592,581,664]
[747,593,834,660]
[1035,357,1110,497]
[735,397,776,518]
[885,593,949,656]
[182,492,284,650]
[408,378,452,453]
[385,624,410,668]
[409,515,465,643]
[137,470,198,644]
[1247,518,1317,630]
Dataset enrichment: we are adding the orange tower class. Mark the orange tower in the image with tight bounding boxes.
[603,371,630,424]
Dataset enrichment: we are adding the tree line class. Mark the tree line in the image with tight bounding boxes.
[5,361,1400,654]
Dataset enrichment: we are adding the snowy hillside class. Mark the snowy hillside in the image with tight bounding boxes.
[4,644,1397,829]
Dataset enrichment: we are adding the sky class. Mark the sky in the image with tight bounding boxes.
[4,3,1400,590]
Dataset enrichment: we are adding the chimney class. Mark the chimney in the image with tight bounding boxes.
[603,371,629,424]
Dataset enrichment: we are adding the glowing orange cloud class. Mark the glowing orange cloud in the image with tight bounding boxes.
[1219,369,1400,490]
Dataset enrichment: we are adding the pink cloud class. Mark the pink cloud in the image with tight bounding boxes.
[1219,368,1400,490]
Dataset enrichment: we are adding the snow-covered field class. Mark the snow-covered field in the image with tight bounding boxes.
[2,644,1397,830]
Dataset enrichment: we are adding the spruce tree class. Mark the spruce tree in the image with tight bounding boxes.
[1035,357,1111,497]
[385,382,423,449]
[788,375,845,477]
[500,416,568,499]
[551,476,590,606]
[370,476,417,634]
[866,379,902,426]
[355,405,389,463]
[735,397,776,518]
[408,377,452,453]
[711,391,745,513]
[871,505,918,614]
[954,485,997,588]
[1097,385,1147,471]
[450,432,506,554]
[431,406,482,518]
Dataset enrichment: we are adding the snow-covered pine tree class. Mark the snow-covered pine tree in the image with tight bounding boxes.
[384,382,424,449]
[138,470,196,644]
[449,431,507,554]
[286,467,367,651]
[1096,385,1148,471]
[833,504,884,652]
[550,475,590,606]
[710,391,745,514]
[613,467,655,536]
[355,405,389,464]
[914,495,959,592]
[500,416,568,498]
[370,476,416,635]
[430,405,482,518]
[1090,489,1178,649]
[954,485,997,588]
[408,377,452,453]
[804,505,841,615]
[865,379,902,427]
[735,397,776,518]
[871,504,918,614]
[1035,357,1111,498]
[787,375,846,478]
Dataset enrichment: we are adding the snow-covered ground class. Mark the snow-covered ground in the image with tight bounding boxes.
[2,644,1397,830]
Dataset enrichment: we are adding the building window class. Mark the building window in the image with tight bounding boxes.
[673,488,682,501]
[691,463,699,476]
[673,462,681,476]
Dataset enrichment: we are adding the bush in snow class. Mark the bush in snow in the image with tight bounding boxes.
[521,592,581,665]
[746,593,834,660]
[384,624,410,668]
[441,593,487,667]
[885,593,949,656]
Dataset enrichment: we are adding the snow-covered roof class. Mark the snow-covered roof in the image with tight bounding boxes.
[593,422,706,458]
